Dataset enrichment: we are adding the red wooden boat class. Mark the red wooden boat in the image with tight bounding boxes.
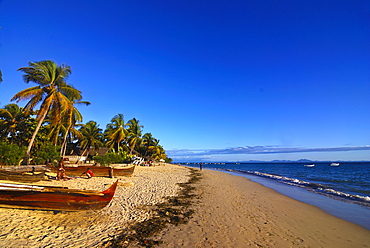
[0,180,118,211]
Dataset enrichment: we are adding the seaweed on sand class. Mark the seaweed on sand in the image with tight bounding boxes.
[104,168,202,247]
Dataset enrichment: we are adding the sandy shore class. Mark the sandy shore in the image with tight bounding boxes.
[0,165,369,247]
[0,164,190,248]
[156,169,370,248]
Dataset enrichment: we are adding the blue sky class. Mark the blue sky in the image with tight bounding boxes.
[1,0,369,162]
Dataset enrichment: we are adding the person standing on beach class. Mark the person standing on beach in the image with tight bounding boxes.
[199,163,203,170]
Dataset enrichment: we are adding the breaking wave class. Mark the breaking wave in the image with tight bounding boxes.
[225,169,370,207]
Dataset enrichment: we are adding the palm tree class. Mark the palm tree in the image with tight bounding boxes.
[151,144,166,161]
[126,118,143,155]
[140,132,155,157]
[139,132,167,160]
[78,121,104,158]
[105,114,127,152]
[0,70,2,82]
[0,103,29,143]
[60,99,90,156]
[11,60,82,164]
[44,117,65,146]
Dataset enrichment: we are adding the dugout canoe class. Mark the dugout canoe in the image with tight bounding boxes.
[0,180,118,211]
[0,170,47,183]
[48,165,135,178]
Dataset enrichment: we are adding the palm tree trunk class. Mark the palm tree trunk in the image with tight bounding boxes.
[74,147,87,164]
[23,109,49,165]
[61,125,71,156]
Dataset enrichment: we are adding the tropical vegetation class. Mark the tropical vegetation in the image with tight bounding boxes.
[0,61,172,165]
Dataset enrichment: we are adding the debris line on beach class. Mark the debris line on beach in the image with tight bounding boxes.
[104,168,202,247]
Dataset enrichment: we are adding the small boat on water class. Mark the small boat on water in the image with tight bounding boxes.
[304,164,315,167]
[48,164,135,178]
[330,163,340,166]
[0,180,118,211]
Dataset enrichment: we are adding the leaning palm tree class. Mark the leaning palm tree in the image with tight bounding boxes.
[11,60,82,164]
[105,114,127,152]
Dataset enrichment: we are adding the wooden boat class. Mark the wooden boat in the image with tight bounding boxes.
[48,164,135,178]
[0,165,50,173]
[110,164,136,177]
[0,170,47,183]
[0,180,118,211]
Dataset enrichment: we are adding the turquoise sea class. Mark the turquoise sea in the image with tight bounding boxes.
[180,162,370,230]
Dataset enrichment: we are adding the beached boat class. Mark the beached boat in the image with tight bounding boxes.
[0,165,51,173]
[330,163,340,166]
[109,164,136,176]
[0,180,118,211]
[304,164,315,167]
[48,164,135,178]
[0,170,46,183]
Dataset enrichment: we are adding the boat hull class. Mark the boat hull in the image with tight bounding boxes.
[48,165,135,178]
[0,181,118,211]
[0,170,46,183]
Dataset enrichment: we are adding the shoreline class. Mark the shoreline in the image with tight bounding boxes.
[157,169,370,247]
[0,164,369,247]
[230,170,370,230]
[183,164,370,230]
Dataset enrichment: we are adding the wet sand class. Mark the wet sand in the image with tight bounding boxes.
[156,169,370,248]
[0,165,369,247]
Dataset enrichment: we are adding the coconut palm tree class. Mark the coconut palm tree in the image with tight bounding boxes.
[0,103,29,143]
[151,144,166,160]
[140,132,155,157]
[78,121,104,158]
[44,118,65,145]
[126,118,143,155]
[60,99,90,156]
[105,114,127,152]
[11,60,82,164]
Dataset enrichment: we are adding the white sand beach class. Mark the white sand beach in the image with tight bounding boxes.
[0,164,369,248]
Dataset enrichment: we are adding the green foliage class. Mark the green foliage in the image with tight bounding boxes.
[4,62,171,164]
[165,157,173,163]
[0,141,26,165]
[31,142,60,164]
[93,151,128,166]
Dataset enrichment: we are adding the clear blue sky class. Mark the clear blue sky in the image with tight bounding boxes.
[1,0,369,162]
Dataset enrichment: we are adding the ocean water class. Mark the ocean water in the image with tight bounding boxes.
[180,162,370,229]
